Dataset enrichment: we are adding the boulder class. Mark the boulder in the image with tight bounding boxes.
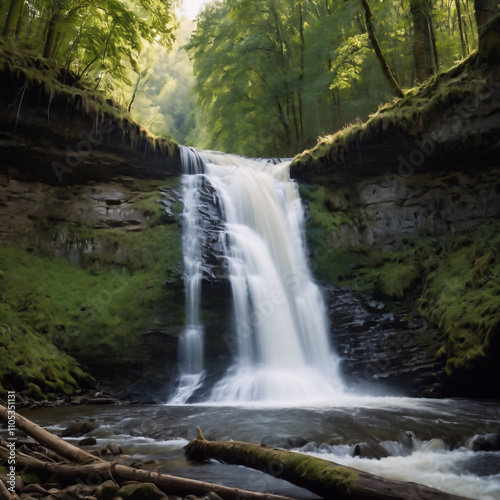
[78,437,97,446]
[61,421,99,437]
[118,482,168,500]
[350,441,390,460]
[260,435,308,449]
[470,433,500,452]
[106,442,122,455]
[95,480,119,500]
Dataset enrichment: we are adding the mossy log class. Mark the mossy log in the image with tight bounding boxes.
[185,431,471,500]
[0,406,293,500]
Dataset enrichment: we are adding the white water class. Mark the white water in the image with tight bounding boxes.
[302,441,500,500]
[169,148,207,404]
[173,147,343,403]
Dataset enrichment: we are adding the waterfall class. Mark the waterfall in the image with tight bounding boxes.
[169,147,207,404]
[171,146,343,403]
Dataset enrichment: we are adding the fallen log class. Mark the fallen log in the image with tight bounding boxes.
[0,406,294,500]
[0,446,294,500]
[0,405,99,465]
[0,478,20,500]
[185,429,471,500]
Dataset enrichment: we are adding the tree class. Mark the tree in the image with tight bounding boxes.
[411,0,438,82]
[360,0,404,97]
[474,0,499,30]
[2,0,24,37]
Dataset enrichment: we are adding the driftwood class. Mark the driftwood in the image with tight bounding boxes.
[0,478,20,500]
[0,405,293,500]
[185,428,471,500]
[0,447,293,500]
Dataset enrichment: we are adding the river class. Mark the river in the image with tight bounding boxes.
[17,397,500,499]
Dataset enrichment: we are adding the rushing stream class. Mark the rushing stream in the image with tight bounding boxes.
[16,399,500,500]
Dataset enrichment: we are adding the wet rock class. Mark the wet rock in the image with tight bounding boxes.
[45,484,97,499]
[78,437,97,446]
[95,480,119,500]
[118,482,168,500]
[399,431,418,451]
[70,396,88,405]
[470,433,500,452]
[350,441,390,460]
[318,442,334,453]
[300,441,319,453]
[327,285,446,396]
[87,397,115,405]
[61,421,99,437]
[260,435,308,449]
[106,442,122,455]
[201,494,224,500]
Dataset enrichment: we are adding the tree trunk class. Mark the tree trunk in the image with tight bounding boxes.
[474,0,499,30]
[455,0,468,56]
[43,4,62,59]
[360,0,405,98]
[13,0,24,38]
[2,0,24,37]
[185,433,472,500]
[411,0,437,82]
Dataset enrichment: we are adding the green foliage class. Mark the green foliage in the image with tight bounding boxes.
[0,0,178,114]
[330,34,370,92]
[186,0,478,156]
[130,20,197,144]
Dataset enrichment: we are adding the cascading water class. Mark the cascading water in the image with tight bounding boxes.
[172,146,343,403]
[169,147,207,404]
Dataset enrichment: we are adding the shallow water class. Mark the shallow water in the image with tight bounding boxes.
[11,397,500,499]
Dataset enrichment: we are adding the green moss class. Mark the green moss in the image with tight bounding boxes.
[302,179,500,388]
[19,472,40,485]
[0,189,184,390]
[417,220,500,380]
[377,263,419,299]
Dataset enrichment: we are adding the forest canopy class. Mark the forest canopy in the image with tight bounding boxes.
[1,0,497,155]
[0,0,179,104]
[186,0,484,157]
